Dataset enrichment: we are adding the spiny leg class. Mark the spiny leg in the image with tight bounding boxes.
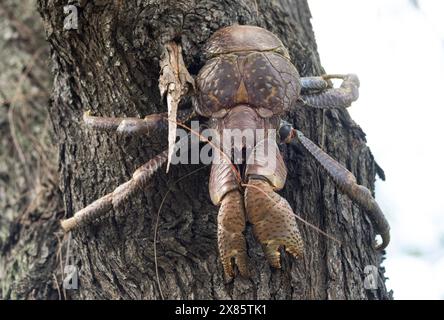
[244,179,304,269]
[281,121,390,250]
[217,190,250,279]
[60,149,168,232]
[83,108,195,137]
[300,74,360,109]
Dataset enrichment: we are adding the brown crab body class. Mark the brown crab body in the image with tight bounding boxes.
[195,48,301,117]
[60,23,388,281]
[195,26,305,277]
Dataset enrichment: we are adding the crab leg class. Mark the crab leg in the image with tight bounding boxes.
[83,111,166,136]
[217,190,250,278]
[243,138,304,269]
[245,179,304,268]
[284,124,390,250]
[300,76,331,92]
[159,42,195,172]
[209,149,250,278]
[61,149,169,232]
[300,74,360,109]
[83,109,195,136]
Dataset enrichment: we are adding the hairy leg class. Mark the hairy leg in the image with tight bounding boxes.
[300,74,360,109]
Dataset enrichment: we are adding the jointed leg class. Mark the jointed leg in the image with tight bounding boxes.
[209,155,249,278]
[159,42,195,172]
[300,76,331,92]
[83,108,195,136]
[60,149,168,232]
[281,121,390,250]
[217,190,250,278]
[83,111,167,136]
[243,138,303,268]
[300,74,360,109]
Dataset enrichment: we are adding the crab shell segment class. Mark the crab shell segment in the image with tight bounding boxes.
[203,25,291,59]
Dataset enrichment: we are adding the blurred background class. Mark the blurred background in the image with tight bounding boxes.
[310,0,444,299]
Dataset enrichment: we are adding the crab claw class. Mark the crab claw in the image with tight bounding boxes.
[217,190,250,279]
[245,179,304,269]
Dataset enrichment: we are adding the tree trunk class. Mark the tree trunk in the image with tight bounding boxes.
[2,0,391,299]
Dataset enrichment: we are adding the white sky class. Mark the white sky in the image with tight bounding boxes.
[309,0,444,300]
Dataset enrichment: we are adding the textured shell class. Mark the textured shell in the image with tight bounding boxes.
[196,25,301,117]
[195,51,301,117]
[203,25,290,59]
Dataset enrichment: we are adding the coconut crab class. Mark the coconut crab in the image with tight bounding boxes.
[61,25,390,279]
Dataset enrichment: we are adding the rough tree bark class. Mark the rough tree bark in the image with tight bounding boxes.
[0,0,64,300]
[2,0,391,299]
